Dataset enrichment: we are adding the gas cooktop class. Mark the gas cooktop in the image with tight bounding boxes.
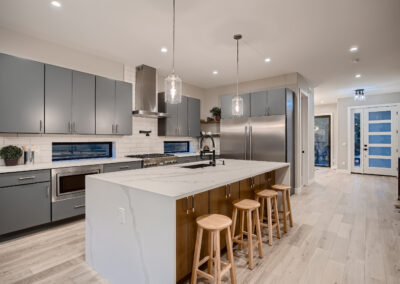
[125,153,177,167]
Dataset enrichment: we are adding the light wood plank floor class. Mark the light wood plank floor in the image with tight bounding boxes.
[0,169,399,284]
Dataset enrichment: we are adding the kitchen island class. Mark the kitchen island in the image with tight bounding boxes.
[86,159,290,284]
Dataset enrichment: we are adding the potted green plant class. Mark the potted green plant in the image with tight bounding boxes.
[0,145,23,166]
[210,107,221,122]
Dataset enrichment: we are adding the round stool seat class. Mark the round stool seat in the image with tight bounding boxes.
[233,199,260,210]
[256,189,278,198]
[271,184,291,191]
[196,214,232,231]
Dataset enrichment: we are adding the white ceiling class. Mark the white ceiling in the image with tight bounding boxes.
[0,0,399,104]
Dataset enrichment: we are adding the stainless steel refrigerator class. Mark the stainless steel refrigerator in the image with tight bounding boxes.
[220,88,294,188]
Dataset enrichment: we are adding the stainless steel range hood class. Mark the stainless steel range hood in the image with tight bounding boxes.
[132,65,169,118]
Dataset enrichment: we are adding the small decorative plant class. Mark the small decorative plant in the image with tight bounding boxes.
[0,145,23,166]
[210,107,221,121]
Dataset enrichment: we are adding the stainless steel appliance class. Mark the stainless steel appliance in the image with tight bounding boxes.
[125,153,177,168]
[220,89,294,188]
[51,165,103,202]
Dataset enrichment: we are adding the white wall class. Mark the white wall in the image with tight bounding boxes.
[315,103,338,168]
[337,92,400,171]
[0,28,209,166]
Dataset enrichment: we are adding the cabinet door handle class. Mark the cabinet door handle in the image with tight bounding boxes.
[68,121,71,133]
[116,124,118,133]
[192,195,195,212]
[119,166,130,169]
[46,185,50,198]
[74,205,85,209]
[229,184,231,197]
[18,176,36,180]
[225,185,228,199]
[186,197,189,214]
[73,122,76,133]
[112,124,115,134]
[39,120,43,132]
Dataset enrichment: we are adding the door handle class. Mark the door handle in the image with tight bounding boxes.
[249,125,252,160]
[244,126,248,160]
[18,176,36,180]
[74,205,85,209]
[119,166,130,169]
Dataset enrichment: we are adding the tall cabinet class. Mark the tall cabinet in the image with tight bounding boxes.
[0,53,44,133]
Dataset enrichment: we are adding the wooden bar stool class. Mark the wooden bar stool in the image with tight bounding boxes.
[255,189,281,245]
[271,184,293,233]
[231,199,263,269]
[191,214,236,284]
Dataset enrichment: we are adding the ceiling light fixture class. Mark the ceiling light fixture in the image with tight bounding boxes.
[51,1,61,7]
[264,57,271,63]
[355,73,361,78]
[161,47,168,53]
[232,34,243,117]
[212,70,218,75]
[349,46,358,53]
[164,0,182,104]
[354,89,365,101]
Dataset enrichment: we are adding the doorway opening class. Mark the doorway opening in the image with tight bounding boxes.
[314,115,331,167]
[350,104,399,176]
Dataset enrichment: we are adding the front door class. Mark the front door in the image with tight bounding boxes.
[351,105,399,176]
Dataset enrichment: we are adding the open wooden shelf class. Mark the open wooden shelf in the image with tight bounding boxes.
[200,120,220,124]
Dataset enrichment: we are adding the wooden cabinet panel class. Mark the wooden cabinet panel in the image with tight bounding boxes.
[239,178,254,200]
[176,197,190,282]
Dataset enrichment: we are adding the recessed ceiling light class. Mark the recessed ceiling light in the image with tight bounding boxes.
[355,73,362,78]
[161,47,168,53]
[264,57,271,63]
[51,1,61,7]
[349,46,358,53]
[212,70,218,75]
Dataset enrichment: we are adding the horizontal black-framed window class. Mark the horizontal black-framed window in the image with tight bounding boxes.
[52,142,113,161]
[164,141,190,153]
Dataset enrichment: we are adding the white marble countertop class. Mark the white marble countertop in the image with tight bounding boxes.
[0,157,142,174]
[89,159,289,199]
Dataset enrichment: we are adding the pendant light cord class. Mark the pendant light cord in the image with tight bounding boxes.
[236,38,239,97]
[172,0,176,74]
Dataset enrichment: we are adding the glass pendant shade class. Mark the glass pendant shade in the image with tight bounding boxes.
[232,95,243,116]
[164,74,182,104]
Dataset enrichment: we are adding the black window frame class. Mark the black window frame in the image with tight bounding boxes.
[164,141,190,154]
[52,142,113,161]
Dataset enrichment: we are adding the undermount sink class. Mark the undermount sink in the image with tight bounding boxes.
[181,163,213,169]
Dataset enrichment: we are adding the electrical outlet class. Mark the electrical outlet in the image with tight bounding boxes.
[118,207,126,224]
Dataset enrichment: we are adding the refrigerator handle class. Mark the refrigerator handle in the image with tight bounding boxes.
[249,125,252,160]
[244,126,248,160]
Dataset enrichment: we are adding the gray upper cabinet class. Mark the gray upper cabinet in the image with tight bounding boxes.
[96,76,132,135]
[250,91,268,117]
[188,97,201,137]
[0,53,44,133]
[96,76,116,135]
[221,94,250,119]
[115,81,133,135]
[267,88,286,115]
[45,65,72,134]
[178,96,188,136]
[158,93,200,137]
[72,71,95,134]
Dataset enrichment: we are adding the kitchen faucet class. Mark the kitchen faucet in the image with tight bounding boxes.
[199,134,216,166]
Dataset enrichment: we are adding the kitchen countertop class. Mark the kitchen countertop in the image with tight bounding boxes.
[89,159,289,199]
[0,157,142,174]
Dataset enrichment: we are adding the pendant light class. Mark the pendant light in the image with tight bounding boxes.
[164,0,182,104]
[232,34,243,117]
[354,89,365,101]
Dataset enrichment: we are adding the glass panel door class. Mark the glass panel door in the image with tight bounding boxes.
[314,115,331,167]
[363,106,398,176]
[351,110,363,173]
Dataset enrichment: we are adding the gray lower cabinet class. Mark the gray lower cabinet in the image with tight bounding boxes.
[221,94,250,119]
[45,65,73,133]
[72,71,96,134]
[0,53,44,133]
[103,161,142,173]
[250,91,268,117]
[52,196,85,222]
[96,76,132,135]
[0,180,51,235]
[115,81,133,135]
[188,97,201,137]
[158,93,200,137]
